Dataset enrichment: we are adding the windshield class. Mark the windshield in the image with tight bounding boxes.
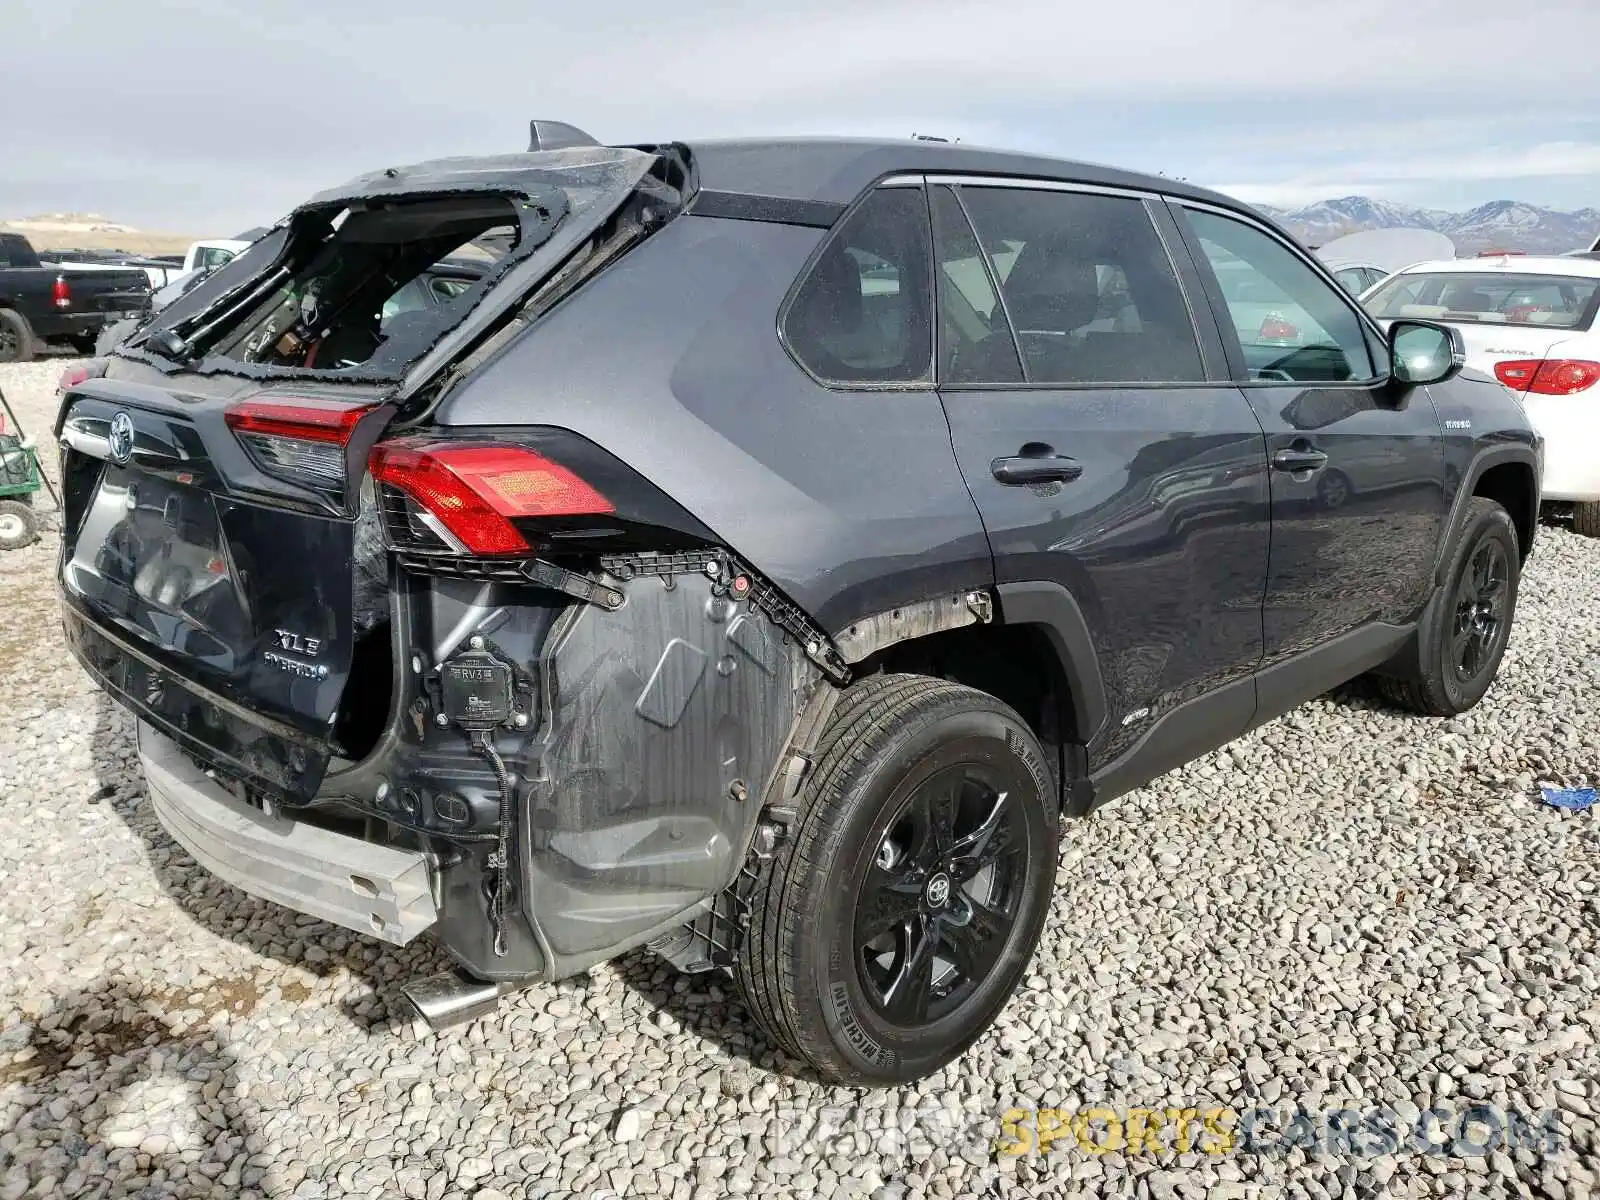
[1364,271,1600,330]
[132,147,655,381]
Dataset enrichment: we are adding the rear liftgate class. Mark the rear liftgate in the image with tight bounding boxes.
[347,428,847,1003]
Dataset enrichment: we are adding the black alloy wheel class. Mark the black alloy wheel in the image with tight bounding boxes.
[736,674,1060,1085]
[855,763,1026,1027]
[1451,536,1509,683]
[1373,497,1520,717]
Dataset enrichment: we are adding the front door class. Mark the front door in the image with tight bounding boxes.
[929,180,1270,776]
[1171,204,1449,664]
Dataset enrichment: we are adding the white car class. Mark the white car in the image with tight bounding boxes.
[1321,259,1391,296]
[1363,255,1600,534]
[181,238,252,274]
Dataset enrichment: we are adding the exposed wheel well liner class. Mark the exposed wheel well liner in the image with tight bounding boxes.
[856,594,1101,810]
[1471,460,1536,560]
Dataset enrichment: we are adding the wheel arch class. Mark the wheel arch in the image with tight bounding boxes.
[1469,457,1538,562]
[847,581,1108,813]
[1436,446,1540,585]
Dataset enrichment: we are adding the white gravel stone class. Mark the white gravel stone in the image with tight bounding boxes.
[2,356,1598,1199]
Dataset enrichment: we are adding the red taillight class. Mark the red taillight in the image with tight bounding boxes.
[225,398,373,443]
[369,440,614,556]
[51,275,71,309]
[1493,358,1600,395]
[225,397,377,490]
[1259,314,1299,342]
[57,361,105,392]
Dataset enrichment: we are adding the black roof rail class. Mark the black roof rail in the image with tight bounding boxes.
[528,121,600,152]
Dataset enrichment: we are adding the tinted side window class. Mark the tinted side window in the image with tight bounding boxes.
[783,187,933,385]
[1183,209,1376,383]
[931,185,1022,384]
[954,187,1205,385]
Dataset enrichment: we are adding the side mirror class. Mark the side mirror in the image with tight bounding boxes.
[1388,320,1463,386]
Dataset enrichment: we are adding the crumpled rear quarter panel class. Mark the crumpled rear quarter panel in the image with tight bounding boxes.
[523,567,817,967]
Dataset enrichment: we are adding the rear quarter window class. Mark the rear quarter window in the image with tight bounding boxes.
[781,188,934,386]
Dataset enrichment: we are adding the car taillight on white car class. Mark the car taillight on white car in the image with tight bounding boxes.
[1493,359,1600,395]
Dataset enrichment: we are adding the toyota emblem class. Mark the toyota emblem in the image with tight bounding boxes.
[108,411,135,464]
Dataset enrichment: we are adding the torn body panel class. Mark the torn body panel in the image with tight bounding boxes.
[117,148,667,389]
[325,556,822,981]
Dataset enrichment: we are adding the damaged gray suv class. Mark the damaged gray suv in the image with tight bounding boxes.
[57,123,1541,1085]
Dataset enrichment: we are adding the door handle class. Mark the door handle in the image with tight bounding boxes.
[1271,447,1329,473]
[991,451,1083,486]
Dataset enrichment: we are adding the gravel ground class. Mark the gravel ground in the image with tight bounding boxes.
[1,356,1597,1200]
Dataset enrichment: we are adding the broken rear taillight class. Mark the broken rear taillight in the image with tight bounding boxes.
[369,439,614,556]
[57,361,106,393]
[225,397,378,492]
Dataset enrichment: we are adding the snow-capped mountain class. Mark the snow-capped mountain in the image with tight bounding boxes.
[1255,195,1600,254]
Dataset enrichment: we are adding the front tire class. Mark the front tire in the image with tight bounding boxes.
[1378,497,1519,716]
[736,674,1059,1085]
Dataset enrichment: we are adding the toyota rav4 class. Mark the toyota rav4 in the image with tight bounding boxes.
[57,124,1541,1085]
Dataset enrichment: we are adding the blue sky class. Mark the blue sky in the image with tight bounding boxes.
[9,0,1600,231]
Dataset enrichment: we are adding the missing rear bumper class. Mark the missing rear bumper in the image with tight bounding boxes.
[138,723,437,944]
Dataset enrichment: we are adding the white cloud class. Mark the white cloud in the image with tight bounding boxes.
[8,0,1600,227]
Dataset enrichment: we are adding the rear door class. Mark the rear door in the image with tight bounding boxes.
[1171,203,1448,670]
[930,180,1270,775]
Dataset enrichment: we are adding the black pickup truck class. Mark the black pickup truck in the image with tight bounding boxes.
[0,233,151,361]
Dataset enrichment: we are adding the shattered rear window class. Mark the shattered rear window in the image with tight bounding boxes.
[210,196,529,371]
[137,147,655,381]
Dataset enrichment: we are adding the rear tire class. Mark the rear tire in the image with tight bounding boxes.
[736,673,1059,1085]
[1574,501,1600,538]
[1377,497,1518,716]
[0,309,34,363]
[0,500,39,550]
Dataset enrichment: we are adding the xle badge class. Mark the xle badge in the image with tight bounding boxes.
[265,628,329,678]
